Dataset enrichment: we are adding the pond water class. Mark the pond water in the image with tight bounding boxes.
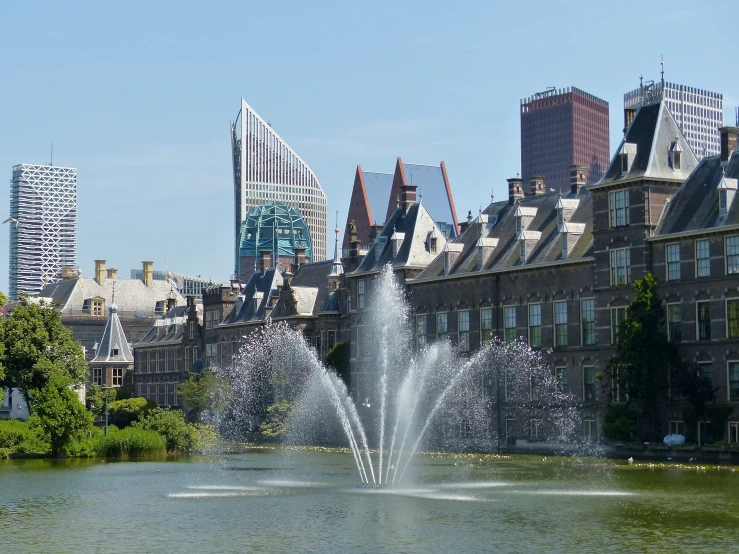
[1,450,738,553]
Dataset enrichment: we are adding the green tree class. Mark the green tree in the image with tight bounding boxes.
[178,370,218,422]
[0,290,7,385]
[85,384,117,416]
[259,400,292,439]
[31,371,92,456]
[1,298,87,412]
[108,397,157,427]
[132,407,198,451]
[326,342,350,386]
[605,273,682,441]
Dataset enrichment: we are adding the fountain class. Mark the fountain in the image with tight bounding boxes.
[210,265,578,487]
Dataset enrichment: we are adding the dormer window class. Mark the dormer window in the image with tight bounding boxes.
[620,152,629,173]
[519,241,526,262]
[557,209,564,227]
[516,217,522,235]
[718,170,737,214]
[477,246,484,269]
[670,140,683,170]
[561,234,568,257]
[720,190,728,210]
[430,237,437,253]
[111,348,119,357]
[155,300,165,316]
[444,250,450,273]
[619,142,636,174]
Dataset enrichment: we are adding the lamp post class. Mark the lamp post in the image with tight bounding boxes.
[100,385,114,436]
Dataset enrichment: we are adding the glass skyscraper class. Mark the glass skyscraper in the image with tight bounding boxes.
[624,80,723,159]
[230,98,327,275]
[8,164,78,299]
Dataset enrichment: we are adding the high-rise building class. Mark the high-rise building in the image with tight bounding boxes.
[624,78,723,159]
[8,164,77,299]
[230,98,327,276]
[520,87,610,193]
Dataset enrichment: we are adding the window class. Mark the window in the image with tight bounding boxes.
[506,418,516,445]
[504,307,516,343]
[504,370,514,401]
[519,241,526,261]
[480,308,493,344]
[698,362,713,388]
[726,236,739,274]
[155,301,165,316]
[729,362,739,401]
[696,239,710,278]
[666,243,681,281]
[515,217,522,235]
[583,419,597,442]
[561,233,568,257]
[555,367,568,394]
[730,422,739,444]
[458,311,470,352]
[530,419,543,441]
[557,210,564,227]
[610,248,631,285]
[112,368,123,387]
[554,301,568,347]
[609,190,629,227]
[581,299,596,345]
[583,367,596,403]
[673,151,682,170]
[93,300,104,316]
[185,347,190,370]
[327,330,336,351]
[436,312,448,339]
[669,421,683,435]
[189,322,194,340]
[93,367,103,386]
[667,304,682,342]
[416,315,427,349]
[192,346,199,361]
[355,325,363,358]
[348,292,352,312]
[697,301,712,340]
[728,299,739,338]
[430,237,437,253]
[620,153,629,173]
[720,190,728,210]
[528,304,542,348]
[611,307,627,344]
[530,375,540,401]
[357,280,365,310]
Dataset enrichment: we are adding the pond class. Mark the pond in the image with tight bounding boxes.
[1,450,737,553]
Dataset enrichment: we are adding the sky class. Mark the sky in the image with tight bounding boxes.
[1,0,737,292]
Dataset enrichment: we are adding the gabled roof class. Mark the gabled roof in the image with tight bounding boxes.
[342,166,394,251]
[90,304,134,364]
[135,304,201,347]
[655,151,739,236]
[221,268,281,325]
[596,102,698,187]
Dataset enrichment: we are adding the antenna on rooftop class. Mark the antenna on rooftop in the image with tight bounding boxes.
[49,142,53,166]
[660,55,665,86]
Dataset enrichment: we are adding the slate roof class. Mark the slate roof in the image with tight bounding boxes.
[90,304,134,363]
[596,102,698,186]
[221,268,282,325]
[38,277,184,317]
[290,259,335,315]
[655,151,739,236]
[353,202,447,275]
[415,187,594,281]
[363,171,394,225]
[136,303,201,347]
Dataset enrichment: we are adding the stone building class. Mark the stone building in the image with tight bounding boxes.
[89,303,135,391]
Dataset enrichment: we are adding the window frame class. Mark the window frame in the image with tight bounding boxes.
[609,190,630,228]
[583,366,596,403]
[696,300,712,341]
[695,239,710,278]
[503,306,517,343]
[728,361,739,402]
[580,298,596,346]
[727,298,739,339]
[436,312,448,340]
[553,301,568,347]
[666,243,681,281]
[480,308,493,344]
[583,419,597,442]
[528,303,542,348]
[666,303,682,343]
[416,314,427,349]
[555,366,568,394]
[357,279,365,310]
[726,236,739,275]
[611,306,627,344]
[458,310,470,353]
[610,247,631,286]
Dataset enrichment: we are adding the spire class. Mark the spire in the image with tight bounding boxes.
[330,210,343,277]
[90,297,133,364]
[660,55,665,87]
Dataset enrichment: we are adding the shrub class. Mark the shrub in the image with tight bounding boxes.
[0,418,34,448]
[0,417,50,455]
[603,404,638,442]
[132,408,198,452]
[94,427,166,457]
[108,397,157,427]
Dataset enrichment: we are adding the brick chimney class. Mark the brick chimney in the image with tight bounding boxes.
[569,165,587,194]
[294,247,307,268]
[370,224,384,241]
[166,296,177,311]
[106,268,118,280]
[401,184,418,212]
[60,266,75,280]
[530,176,546,195]
[507,177,524,205]
[142,261,154,286]
[94,260,106,285]
[624,107,637,133]
[720,126,739,162]
[259,250,271,275]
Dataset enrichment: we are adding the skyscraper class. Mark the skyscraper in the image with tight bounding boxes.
[8,164,77,299]
[230,98,327,275]
[520,87,610,193]
[624,78,723,159]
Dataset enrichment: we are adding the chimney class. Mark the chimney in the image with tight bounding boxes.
[186,295,196,308]
[294,247,307,268]
[259,250,271,275]
[624,108,637,133]
[142,261,154,286]
[61,266,75,280]
[401,184,418,212]
[720,126,739,162]
[530,176,546,195]
[507,177,524,205]
[370,224,384,241]
[569,165,587,194]
[166,297,176,311]
[106,268,118,280]
[94,260,106,285]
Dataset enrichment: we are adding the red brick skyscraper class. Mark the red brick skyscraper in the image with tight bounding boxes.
[520,87,610,193]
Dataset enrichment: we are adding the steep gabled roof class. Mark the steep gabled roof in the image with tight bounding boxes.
[221,268,282,325]
[90,304,134,363]
[342,166,393,251]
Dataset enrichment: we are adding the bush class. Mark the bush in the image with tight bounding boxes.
[94,427,166,457]
[0,418,34,448]
[108,397,157,427]
[0,417,50,455]
[603,404,638,442]
[132,408,199,452]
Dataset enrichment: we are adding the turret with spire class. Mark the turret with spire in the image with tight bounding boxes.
[329,211,343,290]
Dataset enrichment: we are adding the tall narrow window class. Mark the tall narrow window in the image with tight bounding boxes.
[609,190,630,227]
[610,248,631,285]
[726,236,739,274]
[93,367,103,386]
[480,308,493,344]
[697,362,712,388]
[696,239,710,278]
[667,304,682,342]
[581,299,596,345]
[666,243,681,281]
[530,375,540,401]
[357,279,365,310]
[436,313,448,339]
[530,419,543,440]
[583,419,597,442]
[728,299,739,339]
[554,301,568,347]
[583,367,596,403]
[504,307,517,343]
[519,241,526,262]
[555,367,568,394]
[416,315,427,349]
[729,362,739,401]
[112,368,123,387]
[697,301,712,340]
[611,307,627,344]
[528,304,542,348]
[458,311,470,352]
[720,190,728,210]
[561,233,568,257]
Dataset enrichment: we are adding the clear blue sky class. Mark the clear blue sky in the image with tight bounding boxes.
[1,0,737,292]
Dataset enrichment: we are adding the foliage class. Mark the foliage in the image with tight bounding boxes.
[1,298,87,412]
[674,363,716,422]
[31,372,93,456]
[605,273,682,440]
[259,400,292,439]
[93,427,166,457]
[326,342,350,386]
[108,397,157,426]
[708,405,733,443]
[0,416,50,455]
[0,291,6,384]
[85,384,117,416]
[132,408,199,452]
[178,370,219,422]
[602,404,638,442]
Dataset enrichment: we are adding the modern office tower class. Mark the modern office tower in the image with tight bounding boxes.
[624,78,723,159]
[230,98,327,276]
[520,87,610,193]
[8,164,77,299]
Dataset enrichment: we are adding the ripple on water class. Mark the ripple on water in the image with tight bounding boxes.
[514,489,635,497]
